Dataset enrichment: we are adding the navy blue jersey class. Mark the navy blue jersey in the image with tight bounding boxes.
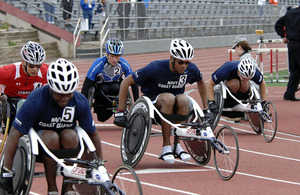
[132,59,203,97]
[211,61,263,85]
[86,56,133,83]
[13,85,96,135]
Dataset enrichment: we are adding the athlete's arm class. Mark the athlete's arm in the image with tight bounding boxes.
[89,131,103,160]
[118,75,136,110]
[81,77,94,98]
[259,80,267,101]
[3,127,23,169]
[197,80,208,109]
[206,79,216,102]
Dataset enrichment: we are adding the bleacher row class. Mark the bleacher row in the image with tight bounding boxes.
[2,0,299,41]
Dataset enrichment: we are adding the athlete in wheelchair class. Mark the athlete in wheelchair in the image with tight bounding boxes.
[114,39,209,164]
[0,41,48,154]
[206,57,277,142]
[0,59,103,195]
[81,38,139,122]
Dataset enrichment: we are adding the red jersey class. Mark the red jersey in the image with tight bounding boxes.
[0,62,48,99]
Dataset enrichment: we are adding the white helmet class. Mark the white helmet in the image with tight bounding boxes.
[47,58,79,94]
[20,41,46,65]
[238,57,256,79]
[169,39,194,61]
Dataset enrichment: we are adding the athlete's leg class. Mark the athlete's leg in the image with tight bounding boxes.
[155,93,175,147]
[174,94,191,162]
[39,130,60,193]
[155,93,175,164]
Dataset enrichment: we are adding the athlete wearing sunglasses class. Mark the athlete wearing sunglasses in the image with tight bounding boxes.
[114,39,208,164]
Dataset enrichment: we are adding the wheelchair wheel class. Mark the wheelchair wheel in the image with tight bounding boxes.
[209,84,224,131]
[183,113,211,166]
[262,101,277,143]
[0,95,8,155]
[213,125,239,181]
[247,112,263,134]
[111,164,143,195]
[0,135,36,195]
[121,97,152,167]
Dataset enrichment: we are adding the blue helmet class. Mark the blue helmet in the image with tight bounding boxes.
[106,38,124,55]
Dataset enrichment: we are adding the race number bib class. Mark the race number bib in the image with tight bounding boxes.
[114,67,121,76]
[62,107,75,122]
[179,75,187,85]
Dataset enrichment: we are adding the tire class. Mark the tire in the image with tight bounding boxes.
[183,113,211,166]
[213,125,239,180]
[247,112,263,134]
[121,97,152,167]
[209,83,224,131]
[0,96,9,155]
[111,164,143,195]
[0,136,36,195]
[262,101,277,143]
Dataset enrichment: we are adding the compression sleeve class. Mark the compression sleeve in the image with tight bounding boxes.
[81,77,94,98]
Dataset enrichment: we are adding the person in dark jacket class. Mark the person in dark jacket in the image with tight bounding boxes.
[136,0,146,39]
[61,0,74,24]
[275,6,300,101]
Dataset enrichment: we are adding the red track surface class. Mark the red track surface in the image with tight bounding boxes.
[29,42,300,195]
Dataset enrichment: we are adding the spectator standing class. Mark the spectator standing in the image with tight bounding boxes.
[80,0,96,30]
[258,0,266,18]
[275,6,300,101]
[136,0,146,39]
[269,0,278,23]
[43,0,57,24]
[61,0,73,25]
[117,0,131,40]
[232,35,259,69]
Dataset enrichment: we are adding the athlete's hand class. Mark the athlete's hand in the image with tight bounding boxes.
[0,167,14,194]
[208,100,219,113]
[113,110,129,128]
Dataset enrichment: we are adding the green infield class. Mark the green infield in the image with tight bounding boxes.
[263,69,289,87]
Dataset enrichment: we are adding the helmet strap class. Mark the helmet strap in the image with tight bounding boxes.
[171,58,178,73]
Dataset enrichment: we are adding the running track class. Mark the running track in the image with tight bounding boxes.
[28,42,300,194]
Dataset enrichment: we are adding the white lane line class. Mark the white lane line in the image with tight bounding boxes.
[102,141,300,187]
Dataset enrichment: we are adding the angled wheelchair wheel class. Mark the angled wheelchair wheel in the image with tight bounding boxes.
[209,84,224,131]
[247,112,263,135]
[0,95,9,155]
[121,97,152,167]
[183,113,211,166]
[0,135,36,195]
[262,101,277,143]
[213,125,239,181]
[111,164,143,195]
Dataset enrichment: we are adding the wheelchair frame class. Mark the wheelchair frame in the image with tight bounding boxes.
[212,81,277,143]
[121,96,239,180]
[0,126,143,195]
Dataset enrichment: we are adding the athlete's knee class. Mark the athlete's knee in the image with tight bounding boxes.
[158,93,176,107]
[60,129,79,149]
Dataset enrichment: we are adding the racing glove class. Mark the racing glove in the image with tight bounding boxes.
[208,100,219,113]
[113,109,129,128]
[0,166,14,194]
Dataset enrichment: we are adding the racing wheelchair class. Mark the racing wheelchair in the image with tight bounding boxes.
[209,81,277,143]
[87,83,134,122]
[120,95,239,180]
[0,126,143,195]
[0,95,24,154]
